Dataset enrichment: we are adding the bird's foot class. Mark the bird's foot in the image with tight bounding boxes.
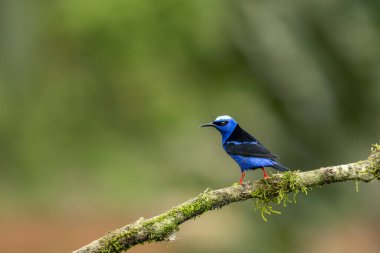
[261,167,270,180]
[239,171,246,185]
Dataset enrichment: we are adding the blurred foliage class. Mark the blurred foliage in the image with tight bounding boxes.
[0,0,380,253]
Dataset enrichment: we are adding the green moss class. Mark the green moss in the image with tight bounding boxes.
[101,191,217,253]
[368,144,380,178]
[148,217,179,242]
[178,193,213,217]
[100,229,135,253]
[100,217,180,253]
[252,171,308,221]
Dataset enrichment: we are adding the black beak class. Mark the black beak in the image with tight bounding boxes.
[200,122,215,128]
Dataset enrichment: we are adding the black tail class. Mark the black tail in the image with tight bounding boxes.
[271,163,288,172]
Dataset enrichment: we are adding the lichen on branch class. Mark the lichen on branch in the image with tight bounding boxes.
[73,145,380,253]
[252,171,308,221]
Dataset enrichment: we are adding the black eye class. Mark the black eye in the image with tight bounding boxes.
[213,121,228,126]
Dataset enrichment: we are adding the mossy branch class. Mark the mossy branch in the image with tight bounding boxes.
[73,145,380,253]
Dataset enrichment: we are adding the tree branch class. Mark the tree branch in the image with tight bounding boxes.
[73,145,380,253]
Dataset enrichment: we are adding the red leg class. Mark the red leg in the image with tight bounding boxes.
[239,171,246,185]
[261,167,269,179]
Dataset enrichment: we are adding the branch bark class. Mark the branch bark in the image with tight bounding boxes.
[73,145,380,253]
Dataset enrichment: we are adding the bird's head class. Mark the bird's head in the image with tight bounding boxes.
[201,115,238,142]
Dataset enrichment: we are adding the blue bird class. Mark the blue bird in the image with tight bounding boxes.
[201,115,288,184]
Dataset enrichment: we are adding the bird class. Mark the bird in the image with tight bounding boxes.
[201,115,288,185]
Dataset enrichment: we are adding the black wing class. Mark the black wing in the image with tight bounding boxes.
[225,125,278,159]
[225,141,278,158]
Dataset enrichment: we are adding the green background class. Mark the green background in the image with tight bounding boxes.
[1,1,380,252]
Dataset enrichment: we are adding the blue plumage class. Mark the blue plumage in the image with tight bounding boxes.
[201,115,288,184]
